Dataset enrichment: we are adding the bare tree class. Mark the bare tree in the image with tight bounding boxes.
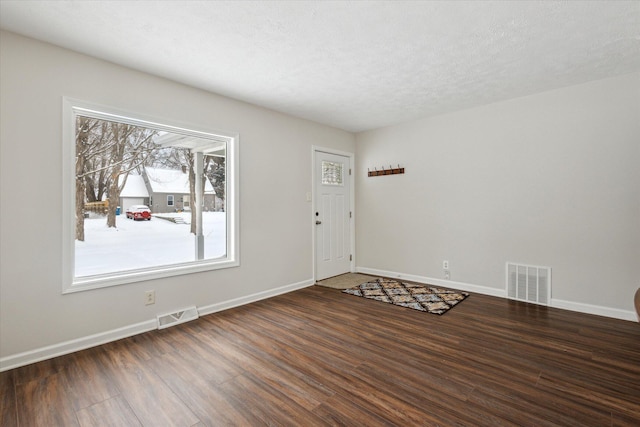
[152,148,207,235]
[75,116,100,241]
[184,152,197,234]
[104,122,157,228]
[206,156,225,211]
[84,128,110,203]
[75,116,157,239]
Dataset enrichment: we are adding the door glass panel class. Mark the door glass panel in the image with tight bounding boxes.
[321,160,343,186]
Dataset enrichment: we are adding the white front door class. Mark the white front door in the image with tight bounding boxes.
[315,151,352,280]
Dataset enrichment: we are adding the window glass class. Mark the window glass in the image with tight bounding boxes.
[64,99,238,291]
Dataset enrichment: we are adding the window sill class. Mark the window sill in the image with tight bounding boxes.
[64,258,239,294]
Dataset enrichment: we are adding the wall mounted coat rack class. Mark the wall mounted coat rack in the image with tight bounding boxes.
[368,165,405,177]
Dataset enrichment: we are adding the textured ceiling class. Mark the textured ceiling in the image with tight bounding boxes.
[1,1,639,132]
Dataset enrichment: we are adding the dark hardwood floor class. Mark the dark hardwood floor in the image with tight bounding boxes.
[1,284,639,426]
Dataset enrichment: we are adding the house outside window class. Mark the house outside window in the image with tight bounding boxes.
[63,98,239,292]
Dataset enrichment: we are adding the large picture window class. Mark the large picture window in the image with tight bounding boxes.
[63,99,239,292]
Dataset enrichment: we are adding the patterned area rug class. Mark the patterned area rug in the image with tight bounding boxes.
[343,279,469,315]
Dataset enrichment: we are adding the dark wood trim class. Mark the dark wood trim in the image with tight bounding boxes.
[2,285,639,426]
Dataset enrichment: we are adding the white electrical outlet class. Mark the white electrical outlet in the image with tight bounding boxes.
[145,290,156,305]
[443,260,449,270]
[444,271,450,280]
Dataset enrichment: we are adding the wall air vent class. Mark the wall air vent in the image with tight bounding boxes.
[157,306,199,329]
[506,262,551,306]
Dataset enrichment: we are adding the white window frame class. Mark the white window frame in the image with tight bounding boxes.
[167,195,175,207]
[62,97,240,293]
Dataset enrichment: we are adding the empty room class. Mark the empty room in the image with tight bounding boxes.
[1,1,639,426]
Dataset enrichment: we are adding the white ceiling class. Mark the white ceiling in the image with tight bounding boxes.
[1,1,639,132]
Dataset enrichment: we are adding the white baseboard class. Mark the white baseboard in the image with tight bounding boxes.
[197,278,315,317]
[551,299,637,322]
[357,266,637,322]
[0,278,315,372]
[356,267,506,298]
[0,319,157,372]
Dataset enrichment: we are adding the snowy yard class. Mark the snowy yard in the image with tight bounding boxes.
[75,212,226,277]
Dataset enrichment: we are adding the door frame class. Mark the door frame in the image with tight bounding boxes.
[311,146,355,281]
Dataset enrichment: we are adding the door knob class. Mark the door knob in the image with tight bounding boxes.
[316,220,322,225]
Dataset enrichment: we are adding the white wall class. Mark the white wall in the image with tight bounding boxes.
[0,31,355,367]
[356,72,640,319]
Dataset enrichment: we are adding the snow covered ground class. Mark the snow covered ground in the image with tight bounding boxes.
[75,212,226,277]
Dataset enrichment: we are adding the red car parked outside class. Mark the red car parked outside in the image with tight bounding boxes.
[126,205,152,220]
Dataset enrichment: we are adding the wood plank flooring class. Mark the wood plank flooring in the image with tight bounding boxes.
[1,285,639,426]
